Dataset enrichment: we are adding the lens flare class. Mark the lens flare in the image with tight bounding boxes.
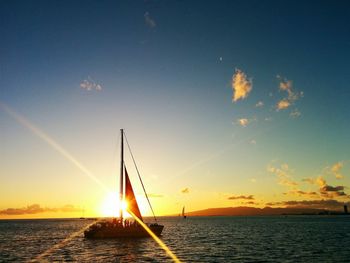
[0,103,109,192]
[31,220,101,262]
[127,209,181,263]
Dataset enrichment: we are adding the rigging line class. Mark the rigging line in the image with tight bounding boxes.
[123,131,158,223]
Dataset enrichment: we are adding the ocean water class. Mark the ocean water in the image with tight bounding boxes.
[0,216,350,262]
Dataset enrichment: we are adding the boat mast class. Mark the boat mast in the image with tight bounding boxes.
[120,129,124,220]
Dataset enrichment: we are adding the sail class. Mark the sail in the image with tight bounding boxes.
[182,206,185,217]
[124,167,143,221]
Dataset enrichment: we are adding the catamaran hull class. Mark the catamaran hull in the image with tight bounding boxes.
[84,224,164,238]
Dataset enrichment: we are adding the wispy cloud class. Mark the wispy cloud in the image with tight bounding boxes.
[144,12,156,28]
[255,101,264,107]
[237,118,249,127]
[331,162,344,179]
[284,190,319,197]
[266,199,348,210]
[290,108,301,118]
[235,117,256,127]
[0,204,81,215]
[320,184,347,198]
[276,76,303,111]
[276,99,291,110]
[148,193,164,198]
[232,69,252,102]
[181,188,190,194]
[80,77,102,91]
[267,162,298,189]
[243,201,257,205]
[301,175,348,199]
[250,140,256,145]
[228,195,254,200]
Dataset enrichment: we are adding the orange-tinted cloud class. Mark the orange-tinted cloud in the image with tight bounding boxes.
[284,190,319,197]
[237,118,249,127]
[228,195,254,200]
[266,199,348,210]
[267,162,298,189]
[232,69,252,102]
[276,99,291,110]
[0,204,81,215]
[331,162,344,179]
[148,193,164,198]
[276,76,303,111]
[181,188,190,194]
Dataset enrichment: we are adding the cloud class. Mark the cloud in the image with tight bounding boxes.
[250,140,256,145]
[255,101,264,107]
[279,79,292,92]
[301,175,347,199]
[267,162,298,189]
[144,12,156,28]
[316,176,326,187]
[235,117,256,127]
[232,69,253,102]
[243,201,257,205]
[228,195,254,200]
[276,76,303,111]
[148,193,164,198]
[0,204,81,215]
[276,99,291,110]
[319,184,347,198]
[331,162,344,179]
[284,190,319,197]
[290,108,301,118]
[181,188,190,194]
[301,177,316,185]
[301,174,347,198]
[80,77,102,91]
[266,199,348,210]
[237,118,249,127]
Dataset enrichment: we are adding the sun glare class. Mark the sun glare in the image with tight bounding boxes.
[100,192,130,217]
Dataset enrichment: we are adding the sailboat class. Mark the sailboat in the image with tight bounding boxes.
[84,129,164,238]
[182,206,187,219]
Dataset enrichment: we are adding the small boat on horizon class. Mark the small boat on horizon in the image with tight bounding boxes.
[84,129,164,238]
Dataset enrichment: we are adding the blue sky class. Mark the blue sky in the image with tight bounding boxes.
[1,0,350,217]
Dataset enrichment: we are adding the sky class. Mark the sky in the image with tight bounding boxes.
[1,0,350,219]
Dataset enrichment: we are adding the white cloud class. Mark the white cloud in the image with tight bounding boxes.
[232,69,253,102]
[80,77,102,91]
[290,109,301,118]
[255,101,264,107]
[144,12,156,28]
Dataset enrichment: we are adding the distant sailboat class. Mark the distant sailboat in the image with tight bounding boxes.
[84,129,164,238]
[79,207,85,219]
[182,206,187,219]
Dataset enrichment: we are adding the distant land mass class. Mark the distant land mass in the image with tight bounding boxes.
[178,206,346,217]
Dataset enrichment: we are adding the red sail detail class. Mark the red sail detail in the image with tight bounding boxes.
[124,167,143,221]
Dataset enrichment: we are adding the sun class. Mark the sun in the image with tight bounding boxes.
[100,192,129,218]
